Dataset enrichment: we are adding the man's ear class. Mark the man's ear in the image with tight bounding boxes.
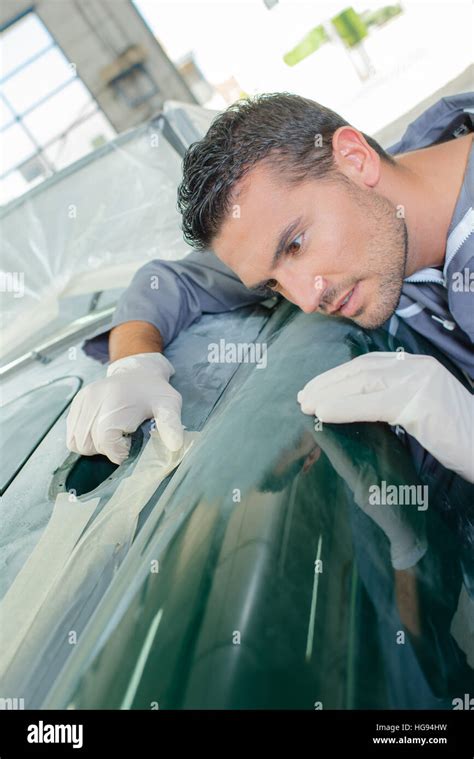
[332,126,381,188]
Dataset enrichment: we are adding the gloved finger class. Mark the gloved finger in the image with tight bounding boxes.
[97,404,148,436]
[66,392,98,456]
[305,389,397,424]
[95,426,131,465]
[67,433,98,457]
[92,406,140,464]
[297,352,400,406]
[298,367,390,415]
[153,407,185,452]
[66,393,83,450]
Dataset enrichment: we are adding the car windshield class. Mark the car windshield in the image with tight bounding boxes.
[41,301,474,710]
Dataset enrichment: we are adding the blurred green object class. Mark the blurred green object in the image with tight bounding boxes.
[362,4,403,29]
[331,7,368,48]
[283,24,329,67]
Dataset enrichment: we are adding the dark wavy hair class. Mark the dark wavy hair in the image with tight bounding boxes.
[177,92,394,249]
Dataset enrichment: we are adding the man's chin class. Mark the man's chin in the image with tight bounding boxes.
[350,314,383,329]
[348,280,404,329]
[350,304,398,330]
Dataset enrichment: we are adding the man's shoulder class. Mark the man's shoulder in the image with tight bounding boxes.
[388,93,474,155]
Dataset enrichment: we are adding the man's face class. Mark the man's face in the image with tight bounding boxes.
[212,161,408,329]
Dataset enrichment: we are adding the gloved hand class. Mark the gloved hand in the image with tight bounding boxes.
[297,352,474,483]
[66,352,184,464]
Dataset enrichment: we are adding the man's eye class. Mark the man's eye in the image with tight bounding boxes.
[286,233,304,257]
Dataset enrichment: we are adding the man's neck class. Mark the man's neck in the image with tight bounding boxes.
[378,133,473,277]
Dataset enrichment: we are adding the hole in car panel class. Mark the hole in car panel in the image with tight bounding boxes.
[49,426,144,499]
[66,454,119,496]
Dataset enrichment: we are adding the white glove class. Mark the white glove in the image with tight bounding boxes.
[297,352,474,483]
[67,352,184,464]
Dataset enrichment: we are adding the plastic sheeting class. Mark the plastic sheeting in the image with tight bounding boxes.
[163,100,218,147]
[0,102,215,359]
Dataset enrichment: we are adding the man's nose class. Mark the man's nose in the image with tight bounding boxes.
[278,270,326,313]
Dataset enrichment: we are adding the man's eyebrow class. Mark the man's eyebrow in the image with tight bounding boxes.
[248,217,303,291]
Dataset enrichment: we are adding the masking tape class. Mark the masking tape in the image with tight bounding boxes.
[0,429,199,685]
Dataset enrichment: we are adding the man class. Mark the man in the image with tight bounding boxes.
[67,93,473,481]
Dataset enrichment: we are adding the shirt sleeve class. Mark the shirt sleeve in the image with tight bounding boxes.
[110,247,275,347]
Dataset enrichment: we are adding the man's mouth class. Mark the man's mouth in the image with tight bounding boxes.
[327,283,360,316]
[339,290,354,309]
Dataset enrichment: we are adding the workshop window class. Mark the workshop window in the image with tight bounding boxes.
[0,9,115,205]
